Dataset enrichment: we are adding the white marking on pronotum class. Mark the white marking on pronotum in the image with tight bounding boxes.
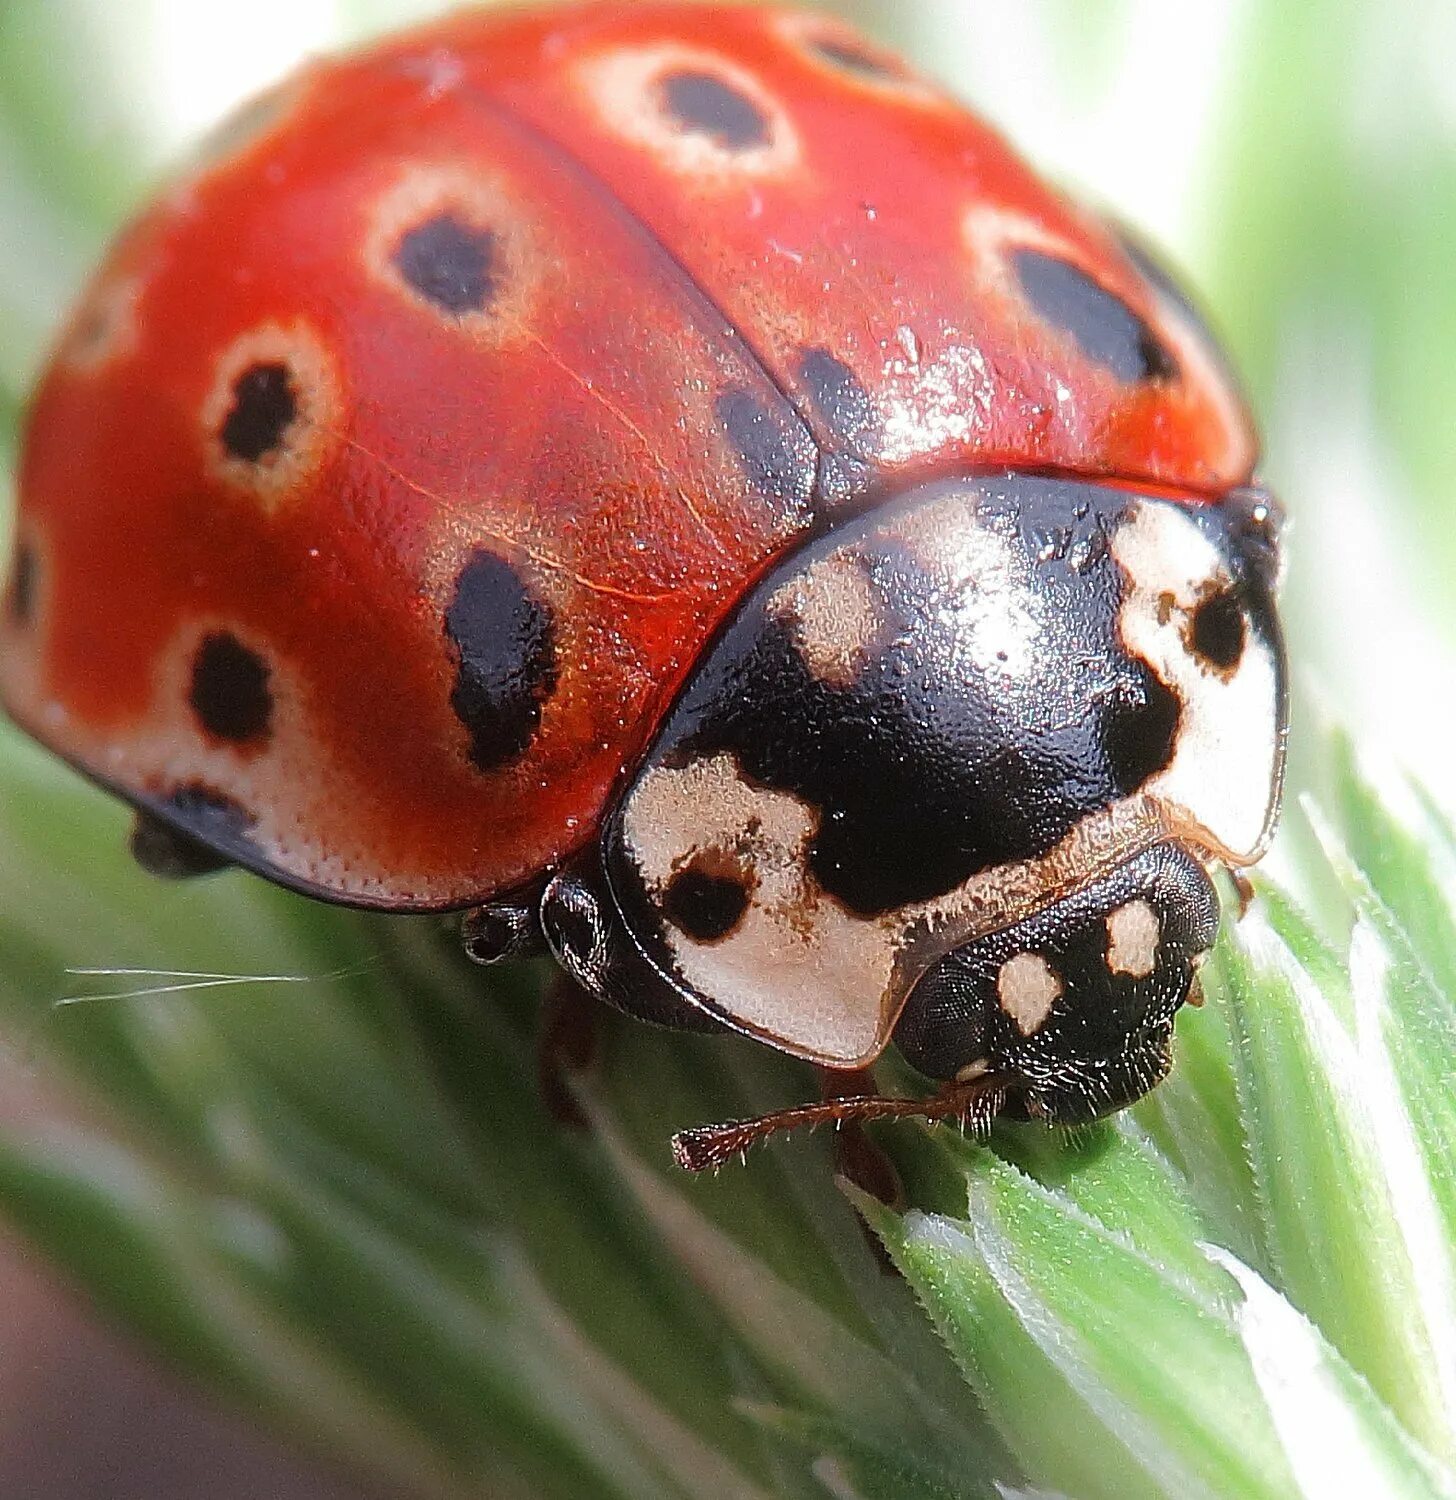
[1111,500,1281,864]
[769,549,882,689]
[996,951,1061,1035]
[623,750,898,1066]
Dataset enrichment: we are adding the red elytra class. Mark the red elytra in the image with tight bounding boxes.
[0,1,1254,913]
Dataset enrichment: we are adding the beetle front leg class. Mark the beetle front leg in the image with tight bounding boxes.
[537,972,600,1131]
[818,1067,904,1210]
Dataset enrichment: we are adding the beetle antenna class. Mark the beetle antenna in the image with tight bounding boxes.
[670,1075,1010,1173]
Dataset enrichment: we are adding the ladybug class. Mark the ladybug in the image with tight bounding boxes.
[0,2,1286,1169]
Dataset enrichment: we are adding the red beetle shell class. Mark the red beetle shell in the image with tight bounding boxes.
[0,2,1254,910]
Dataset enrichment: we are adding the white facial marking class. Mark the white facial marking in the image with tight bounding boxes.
[769,550,882,689]
[996,952,1062,1036]
[1106,898,1161,978]
[1111,500,1281,864]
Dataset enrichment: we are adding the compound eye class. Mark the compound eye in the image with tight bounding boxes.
[894,843,1219,1121]
[1220,484,1285,592]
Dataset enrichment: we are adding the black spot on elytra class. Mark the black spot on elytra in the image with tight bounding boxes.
[165,783,258,845]
[1013,249,1177,384]
[801,349,880,457]
[130,810,233,879]
[808,38,900,79]
[445,551,557,772]
[660,71,770,151]
[1116,229,1221,349]
[1103,669,1180,790]
[663,860,751,944]
[7,542,36,625]
[72,305,112,357]
[220,362,297,463]
[716,388,816,523]
[1189,588,1246,672]
[394,212,499,316]
[190,632,274,744]
[801,347,880,501]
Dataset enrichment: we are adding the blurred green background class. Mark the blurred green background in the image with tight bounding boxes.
[0,3,1454,1498]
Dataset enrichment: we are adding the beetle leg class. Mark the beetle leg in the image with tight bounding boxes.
[538,973,599,1131]
[130,810,232,879]
[461,894,544,964]
[672,1072,1010,1173]
[819,1067,904,1210]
